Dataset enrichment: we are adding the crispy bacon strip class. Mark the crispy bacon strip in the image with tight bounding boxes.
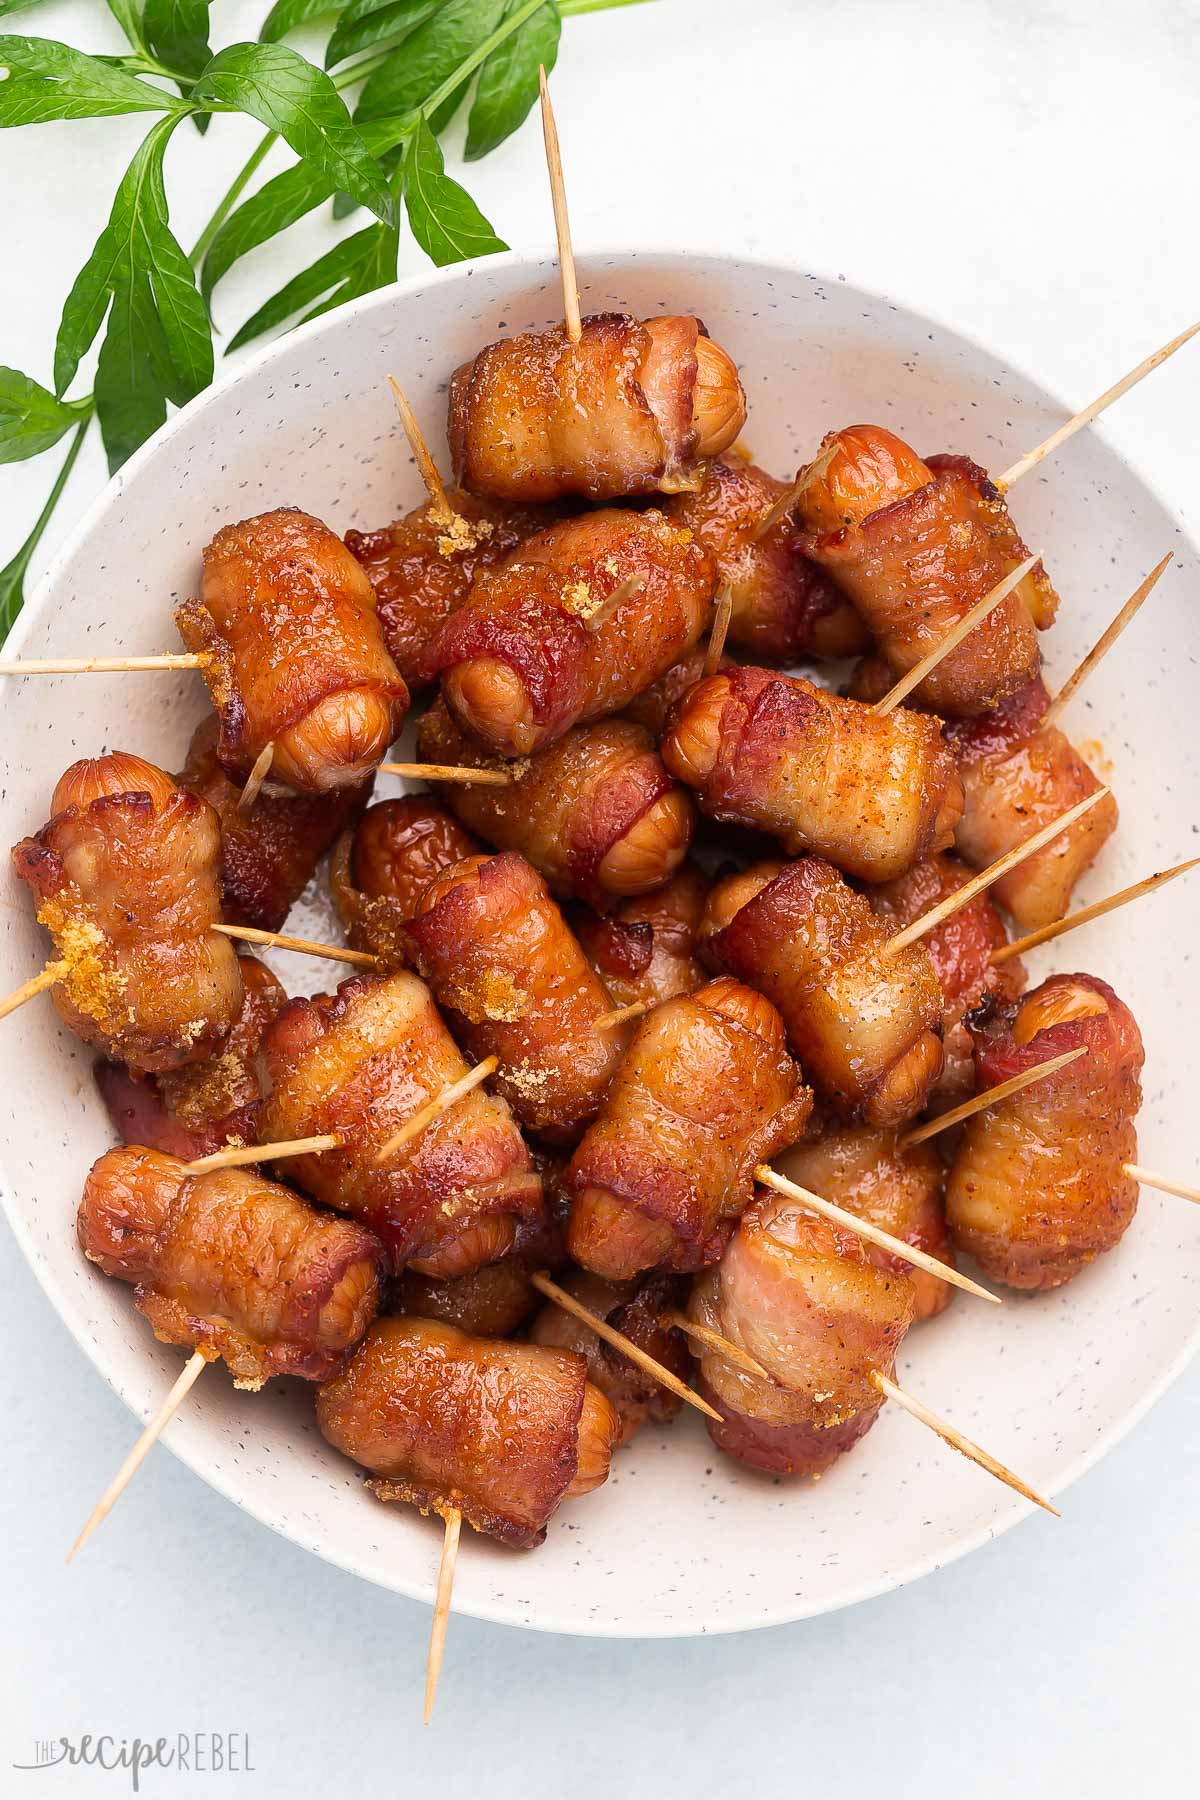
[176,508,408,793]
[661,665,962,882]
[569,862,708,1008]
[566,976,811,1278]
[330,797,483,965]
[96,954,286,1161]
[944,675,1118,930]
[432,507,716,756]
[316,1317,619,1547]
[689,1193,915,1476]
[345,489,555,689]
[700,859,944,1126]
[797,433,1058,715]
[79,1146,383,1387]
[179,716,371,933]
[400,852,626,1144]
[529,1270,691,1445]
[945,974,1143,1290]
[776,1128,955,1322]
[12,753,243,1073]
[447,313,743,503]
[868,853,1027,1103]
[419,697,693,908]
[258,971,542,1277]
[667,455,869,660]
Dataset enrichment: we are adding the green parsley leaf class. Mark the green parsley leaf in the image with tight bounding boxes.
[403,115,507,265]
[0,367,89,462]
[465,0,559,161]
[0,35,184,125]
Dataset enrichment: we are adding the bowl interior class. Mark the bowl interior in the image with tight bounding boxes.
[2,251,1197,1637]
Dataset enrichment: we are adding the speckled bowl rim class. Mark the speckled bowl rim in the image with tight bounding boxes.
[3,245,1198,1638]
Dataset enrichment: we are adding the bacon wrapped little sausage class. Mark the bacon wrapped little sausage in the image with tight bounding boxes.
[530,1270,691,1444]
[621,641,719,738]
[257,971,542,1278]
[179,716,371,933]
[330,797,483,965]
[666,455,869,661]
[689,1193,915,1475]
[661,665,962,882]
[12,754,243,1073]
[868,853,1027,1103]
[400,852,626,1143]
[392,1206,568,1339]
[79,1147,383,1387]
[945,974,1143,1290]
[345,490,554,689]
[566,976,811,1279]
[419,697,694,908]
[316,1317,619,1547]
[433,508,715,756]
[176,508,408,793]
[569,862,708,1009]
[776,1127,954,1322]
[944,675,1117,930]
[700,859,944,1126]
[95,954,286,1161]
[796,427,1058,715]
[448,313,744,503]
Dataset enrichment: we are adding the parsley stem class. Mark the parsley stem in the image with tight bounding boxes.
[189,131,279,265]
[1,417,91,640]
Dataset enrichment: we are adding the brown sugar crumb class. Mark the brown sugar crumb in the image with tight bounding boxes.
[161,1046,247,1128]
[37,893,126,1032]
[436,509,493,558]
[444,969,527,1024]
[560,578,598,621]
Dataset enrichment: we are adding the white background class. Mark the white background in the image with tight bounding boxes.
[3,1,1199,1793]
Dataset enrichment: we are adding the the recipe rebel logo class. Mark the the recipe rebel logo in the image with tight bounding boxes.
[12,1733,255,1790]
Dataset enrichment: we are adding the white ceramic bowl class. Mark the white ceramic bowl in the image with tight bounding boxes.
[2,252,1198,1638]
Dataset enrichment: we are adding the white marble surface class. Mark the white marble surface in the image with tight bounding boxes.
[2,0,1198,1792]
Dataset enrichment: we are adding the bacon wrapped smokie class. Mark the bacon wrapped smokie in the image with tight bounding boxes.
[700,859,944,1126]
[566,976,811,1279]
[399,852,627,1144]
[666,455,869,660]
[944,675,1117,930]
[330,796,483,965]
[448,313,745,503]
[689,1192,915,1476]
[945,974,1143,1290]
[316,1317,619,1547]
[12,754,243,1073]
[569,862,708,1008]
[433,508,715,757]
[257,971,542,1278]
[391,1205,569,1339]
[795,427,1058,715]
[179,716,371,933]
[176,508,408,793]
[776,1127,955,1322]
[530,1270,691,1445]
[79,1146,383,1387]
[868,852,1027,1103]
[661,665,962,882]
[95,954,285,1161]
[419,697,694,908]
[345,490,554,690]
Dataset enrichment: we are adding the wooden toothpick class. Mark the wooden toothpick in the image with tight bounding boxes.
[387,374,455,523]
[901,1046,1088,1147]
[68,1349,211,1560]
[883,789,1111,955]
[380,761,512,787]
[594,1000,647,1032]
[539,66,581,343]
[754,1164,1000,1303]
[425,1508,462,1723]
[870,1370,1059,1515]
[529,1271,722,1422]
[751,441,840,542]
[184,1135,342,1175]
[996,320,1200,490]
[663,1310,769,1380]
[581,573,644,636]
[1040,552,1173,729]
[0,654,206,676]
[991,856,1200,966]
[871,554,1039,717]
[213,923,383,969]
[703,586,733,677]
[0,959,68,1024]
[1123,1164,1200,1206]
[376,1056,499,1163]
[237,743,275,812]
